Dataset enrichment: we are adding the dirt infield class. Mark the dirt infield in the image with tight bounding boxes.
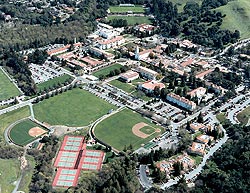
[29,127,47,137]
[132,122,150,139]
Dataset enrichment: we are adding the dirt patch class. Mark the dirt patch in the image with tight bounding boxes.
[28,127,47,137]
[132,122,150,139]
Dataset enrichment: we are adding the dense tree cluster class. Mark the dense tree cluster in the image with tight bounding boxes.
[1,51,36,95]
[69,154,140,193]
[28,136,59,193]
[0,144,23,159]
[28,49,48,65]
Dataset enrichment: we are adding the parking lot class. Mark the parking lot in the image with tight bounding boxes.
[29,62,64,84]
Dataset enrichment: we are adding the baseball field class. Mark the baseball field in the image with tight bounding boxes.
[9,119,47,146]
[94,108,163,151]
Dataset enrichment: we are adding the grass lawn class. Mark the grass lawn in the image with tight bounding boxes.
[109,5,145,13]
[107,16,153,25]
[132,90,152,101]
[215,0,250,39]
[95,108,163,151]
[236,106,250,125]
[140,126,155,135]
[92,63,122,78]
[37,74,72,91]
[0,158,21,193]
[9,119,45,146]
[18,156,35,192]
[190,155,202,165]
[0,106,30,141]
[109,79,136,93]
[0,68,20,101]
[34,88,116,126]
[216,112,227,124]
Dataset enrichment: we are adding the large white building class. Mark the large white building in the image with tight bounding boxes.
[119,71,139,82]
[138,80,165,93]
[97,36,125,50]
[187,87,206,98]
[136,66,158,80]
[166,93,196,110]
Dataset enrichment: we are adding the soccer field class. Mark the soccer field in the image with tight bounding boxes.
[109,5,145,13]
[92,63,122,78]
[34,88,116,126]
[94,108,163,151]
[0,68,20,101]
[107,16,152,25]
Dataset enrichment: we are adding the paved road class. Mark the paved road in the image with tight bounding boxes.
[139,165,152,190]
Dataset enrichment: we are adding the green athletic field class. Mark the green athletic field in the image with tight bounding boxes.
[34,88,116,126]
[109,5,145,13]
[109,79,136,93]
[37,74,72,91]
[92,63,122,78]
[0,68,20,101]
[0,106,30,142]
[94,108,163,151]
[9,119,45,146]
[215,0,250,39]
[237,106,250,125]
[107,16,153,25]
[0,158,21,193]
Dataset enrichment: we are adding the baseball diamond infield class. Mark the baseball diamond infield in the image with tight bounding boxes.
[94,108,164,151]
[9,119,48,146]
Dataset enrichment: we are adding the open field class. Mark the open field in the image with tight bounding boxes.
[34,88,116,126]
[107,16,153,25]
[37,74,72,91]
[95,108,163,151]
[0,106,30,141]
[237,106,250,125]
[109,5,145,13]
[0,158,21,193]
[93,63,122,78]
[109,79,136,93]
[215,0,250,39]
[9,119,46,146]
[0,68,20,101]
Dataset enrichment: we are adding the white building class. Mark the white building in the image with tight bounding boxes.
[134,46,152,60]
[119,71,139,82]
[97,36,125,50]
[187,87,206,98]
[166,93,196,110]
[136,66,158,80]
[138,80,165,93]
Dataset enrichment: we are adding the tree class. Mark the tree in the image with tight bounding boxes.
[173,161,183,176]
[197,112,204,123]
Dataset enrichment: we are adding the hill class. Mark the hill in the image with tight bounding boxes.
[215,0,250,39]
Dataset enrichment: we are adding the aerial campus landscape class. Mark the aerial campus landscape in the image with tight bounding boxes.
[0,0,249,193]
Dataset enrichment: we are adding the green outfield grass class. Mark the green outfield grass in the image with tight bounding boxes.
[0,68,20,101]
[0,106,30,141]
[237,106,250,125]
[37,74,72,91]
[95,108,163,151]
[215,0,250,39]
[0,158,21,193]
[107,16,152,25]
[109,79,136,93]
[109,5,145,13]
[9,119,45,146]
[93,63,123,78]
[34,88,116,126]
